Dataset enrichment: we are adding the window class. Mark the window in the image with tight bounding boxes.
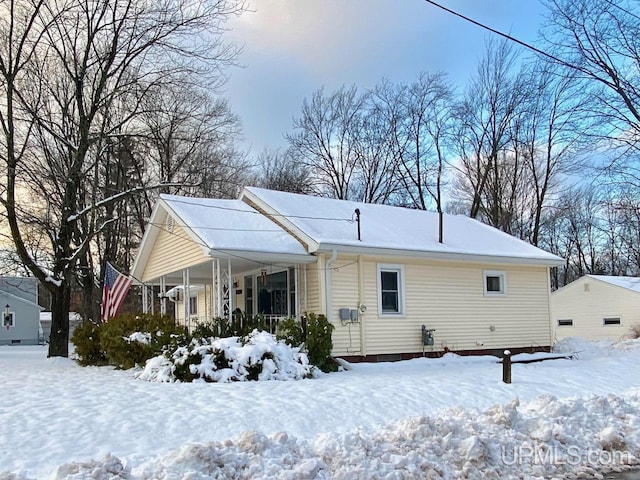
[3,311,15,328]
[558,319,574,327]
[244,275,254,315]
[603,317,621,326]
[378,264,405,315]
[189,296,198,316]
[483,270,506,295]
[258,270,288,315]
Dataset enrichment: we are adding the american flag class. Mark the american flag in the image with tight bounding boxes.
[100,262,132,323]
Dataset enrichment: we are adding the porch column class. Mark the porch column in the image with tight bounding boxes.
[160,276,167,316]
[211,259,218,318]
[216,258,222,319]
[303,265,308,313]
[227,257,233,323]
[142,285,149,314]
[294,266,300,319]
[183,268,191,330]
[150,282,155,315]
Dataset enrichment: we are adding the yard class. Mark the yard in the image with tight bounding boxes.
[1,338,639,479]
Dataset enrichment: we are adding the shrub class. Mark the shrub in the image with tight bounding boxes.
[276,313,335,373]
[626,324,640,340]
[276,317,306,348]
[305,313,336,372]
[194,313,277,339]
[146,331,311,383]
[72,313,186,369]
[71,320,108,366]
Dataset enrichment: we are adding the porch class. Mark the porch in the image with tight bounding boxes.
[139,253,317,333]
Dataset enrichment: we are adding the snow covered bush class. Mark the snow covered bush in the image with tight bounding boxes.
[136,330,312,382]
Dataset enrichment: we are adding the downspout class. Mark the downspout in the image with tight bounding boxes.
[358,255,366,357]
[547,266,554,349]
[325,250,338,322]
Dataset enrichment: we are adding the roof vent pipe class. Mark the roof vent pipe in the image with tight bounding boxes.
[355,208,361,241]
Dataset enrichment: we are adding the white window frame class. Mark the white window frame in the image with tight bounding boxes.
[557,318,574,327]
[377,264,405,316]
[483,270,506,296]
[603,316,622,326]
[3,311,15,327]
[189,295,198,316]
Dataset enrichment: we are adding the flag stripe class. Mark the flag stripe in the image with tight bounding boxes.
[101,262,132,322]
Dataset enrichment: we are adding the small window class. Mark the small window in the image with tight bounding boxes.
[378,264,405,315]
[484,271,506,295]
[189,296,198,316]
[3,311,15,328]
[603,317,621,326]
[558,319,574,327]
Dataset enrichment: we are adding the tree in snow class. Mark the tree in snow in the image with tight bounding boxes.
[0,0,245,357]
[541,0,640,186]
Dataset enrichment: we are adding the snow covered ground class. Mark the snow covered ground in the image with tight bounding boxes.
[1,338,639,479]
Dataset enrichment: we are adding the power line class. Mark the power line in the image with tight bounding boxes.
[148,221,285,233]
[421,0,597,80]
[163,196,355,223]
[601,0,640,22]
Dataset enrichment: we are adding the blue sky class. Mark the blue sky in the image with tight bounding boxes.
[225,1,548,155]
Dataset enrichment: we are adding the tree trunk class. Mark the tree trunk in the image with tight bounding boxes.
[48,284,71,357]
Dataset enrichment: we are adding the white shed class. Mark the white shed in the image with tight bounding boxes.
[551,275,640,342]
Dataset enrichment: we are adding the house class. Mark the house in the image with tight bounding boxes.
[39,311,83,344]
[551,275,640,342]
[0,276,44,346]
[131,187,564,361]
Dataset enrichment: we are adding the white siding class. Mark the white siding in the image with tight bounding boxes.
[305,262,321,315]
[141,223,208,282]
[552,277,640,342]
[327,255,552,356]
[330,257,362,355]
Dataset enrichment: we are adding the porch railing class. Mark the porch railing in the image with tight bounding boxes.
[183,314,304,337]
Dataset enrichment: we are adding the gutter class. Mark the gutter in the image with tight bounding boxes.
[314,243,565,267]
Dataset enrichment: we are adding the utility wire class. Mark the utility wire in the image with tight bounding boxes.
[164,196,354,223]
[421,0,603,83]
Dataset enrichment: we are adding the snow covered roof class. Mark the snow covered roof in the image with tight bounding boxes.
[159,194,310,257]
[242,187,564,266]
[587,275,640,293]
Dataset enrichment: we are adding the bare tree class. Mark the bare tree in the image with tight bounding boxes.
[0,0,245,357]
[350,82,402,204]
[451,38,525,231]
[385,72,455,217]
[251,147,313,194]
[286,85,365,200]
[541,0,640,182]
[516,61,584,245]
